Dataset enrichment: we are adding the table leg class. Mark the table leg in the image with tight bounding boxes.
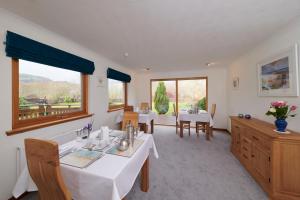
[196,122,199,134]
[205,122,210,141]
[141,157,149,192]
[145,124,148,133]
[180,121,183,138]
[150,120,154,134]
[119,122,122,130]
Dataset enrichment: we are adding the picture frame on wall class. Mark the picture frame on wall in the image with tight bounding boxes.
[257,43,299,97]
[232,77,239,90]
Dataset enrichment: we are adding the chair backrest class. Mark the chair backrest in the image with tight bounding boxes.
[124,105,134,112]
[122,112,139,130]
[140,102,149,110]
[25,138,72,200]
[211,104,216,119]
[173,103,178,118]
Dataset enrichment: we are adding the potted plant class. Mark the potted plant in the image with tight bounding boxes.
[266,101,297,132]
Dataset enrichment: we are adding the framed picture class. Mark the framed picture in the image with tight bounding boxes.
[257,44,299,97]
[233,77,239,90]
[96,76,105,87]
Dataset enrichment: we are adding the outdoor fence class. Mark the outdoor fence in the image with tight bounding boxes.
[19,105,80,120]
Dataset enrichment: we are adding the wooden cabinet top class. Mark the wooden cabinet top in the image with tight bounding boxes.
[230,116,300,141]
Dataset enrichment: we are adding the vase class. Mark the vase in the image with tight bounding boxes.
[275,119,288,132]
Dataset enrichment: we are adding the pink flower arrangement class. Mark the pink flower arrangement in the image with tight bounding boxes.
[266,101,297,119]
[271,101,286,107]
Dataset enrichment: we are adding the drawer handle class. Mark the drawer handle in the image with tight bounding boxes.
[243,154,248,159]
[251,154,255,158]
[243,139,249,144]
[242,147,248,151]
[252,136,259,141]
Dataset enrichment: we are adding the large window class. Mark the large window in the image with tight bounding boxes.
[151,77,207,125]
[108,79,127,111]
[10,59,89,134]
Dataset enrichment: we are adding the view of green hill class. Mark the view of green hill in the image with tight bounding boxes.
[20,73,52,83]
[20,74,81,104]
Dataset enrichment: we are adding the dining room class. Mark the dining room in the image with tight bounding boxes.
[1,1,300,200]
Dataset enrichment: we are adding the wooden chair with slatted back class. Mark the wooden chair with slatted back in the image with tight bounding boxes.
[196,103,216,137]
[140,102,149,111]
[25,138,72,200]
[173,103,178,134]
[175,104,191,136]
[209,104,216,137]
[122,112,139,130]
[124,105,134,112]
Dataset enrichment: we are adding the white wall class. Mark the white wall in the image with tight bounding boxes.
[228,17,300,132]
[135,67,228,129]
[0,9,137,199]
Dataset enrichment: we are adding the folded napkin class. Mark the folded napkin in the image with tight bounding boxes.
[101,126,110,142]
[59,142,77,157]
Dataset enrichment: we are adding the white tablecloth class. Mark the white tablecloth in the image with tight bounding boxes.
[178,111,214,127]
[116,112,156,126]
[12,131,159,200]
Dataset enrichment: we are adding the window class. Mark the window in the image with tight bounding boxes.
[151,77,207,125]
[108,79,127,111]
[9,59,89,135]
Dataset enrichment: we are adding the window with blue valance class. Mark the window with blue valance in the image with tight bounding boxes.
[107,67,131,83]
[5,31,95,75]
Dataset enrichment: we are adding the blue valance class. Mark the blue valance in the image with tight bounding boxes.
[107,68,131,83]
[5,31,95,75]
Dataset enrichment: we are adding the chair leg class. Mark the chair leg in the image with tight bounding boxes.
[188,123,191,136]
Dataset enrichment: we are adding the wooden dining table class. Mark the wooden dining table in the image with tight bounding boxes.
[178,111,214,140]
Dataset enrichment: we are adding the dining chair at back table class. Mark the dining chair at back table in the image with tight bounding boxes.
[25,138,72,200]
[140,102,150,110]
[122,111,139,130]
[124,105,134,112]
[196,104,216,137]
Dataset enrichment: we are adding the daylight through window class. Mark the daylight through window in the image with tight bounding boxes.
[108,79,127,110]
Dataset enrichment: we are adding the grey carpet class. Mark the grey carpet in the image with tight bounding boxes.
[21,126,268,200]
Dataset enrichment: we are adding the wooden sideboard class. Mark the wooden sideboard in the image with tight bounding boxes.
[230,117,300,200]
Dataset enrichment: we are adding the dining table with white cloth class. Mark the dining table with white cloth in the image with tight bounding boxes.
[12,130,159,200]
[116,111,157,133]
[178,110,214,140]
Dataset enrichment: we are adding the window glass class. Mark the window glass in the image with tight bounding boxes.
[19,59,82,120]
[108,79,125,109]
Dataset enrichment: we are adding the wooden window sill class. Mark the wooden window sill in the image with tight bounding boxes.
[6,113,94,136]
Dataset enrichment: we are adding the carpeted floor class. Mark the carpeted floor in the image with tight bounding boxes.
[21,126,268,200]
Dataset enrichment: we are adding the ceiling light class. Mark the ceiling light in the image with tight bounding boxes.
[206,62,215,67]
[143,67,150,71]
[123,52,129,57]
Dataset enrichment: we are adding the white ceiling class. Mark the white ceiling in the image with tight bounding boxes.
[1,0,300,71]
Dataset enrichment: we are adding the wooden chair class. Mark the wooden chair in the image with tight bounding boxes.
[196,104,216,137]
[124,105,134,112]
[140,102,149,110]
[173,104,191,135]
[25,138,72,200]
[182,121,191,136]
[122,111,139,130]
[173,103,178,134]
